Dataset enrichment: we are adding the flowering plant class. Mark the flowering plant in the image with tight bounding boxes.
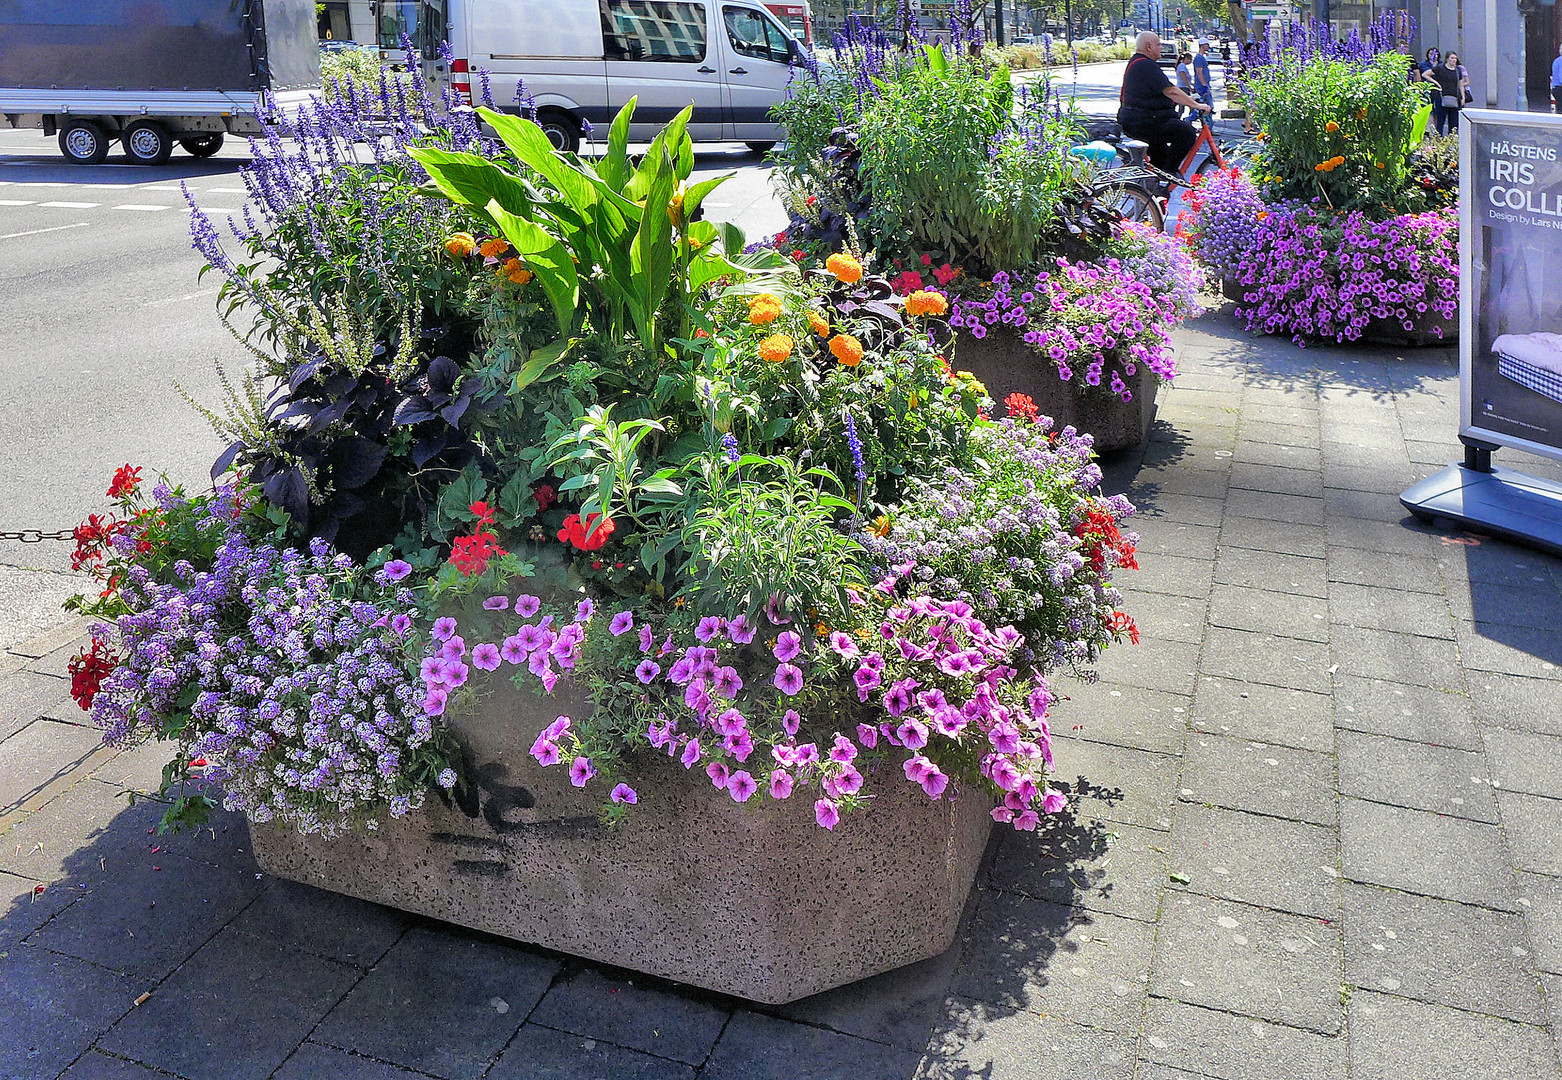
[1178,167,1268,281]
[950,263,1178,399]
[1102,221,1206,321]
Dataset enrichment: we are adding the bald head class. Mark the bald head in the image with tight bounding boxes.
[1135,31,1163,59]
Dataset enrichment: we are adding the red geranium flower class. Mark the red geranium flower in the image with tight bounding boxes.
[68,639,117,711]
[1004,393,1040,422]
[450,529,505,576]
[532,484,556,511]
[556,512,616,552]
[106,465,142,499]
[468,499,497,527]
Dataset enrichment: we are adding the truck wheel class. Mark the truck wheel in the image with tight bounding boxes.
[745,141,776,155]
[122,120,173,165]
[179,133,225,158]
[535,110,580,154]
[58,120,109,165]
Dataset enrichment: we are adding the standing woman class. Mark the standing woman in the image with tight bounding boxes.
[1176,52,1194,119]
[1424,50,1468,136]
[1418,47,1443,135]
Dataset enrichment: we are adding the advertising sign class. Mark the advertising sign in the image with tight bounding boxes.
[1462,109,1562,464]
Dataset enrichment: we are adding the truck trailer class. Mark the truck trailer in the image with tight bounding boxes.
[0,0,321,165]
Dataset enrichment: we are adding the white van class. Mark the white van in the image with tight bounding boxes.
[427,0,801,153]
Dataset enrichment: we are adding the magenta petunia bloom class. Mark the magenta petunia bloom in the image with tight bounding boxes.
[422,687,448,717]
[726,770,758,803]
[1042,788,1067,814]
[575,598,595,622]
[920,767,949,799]
[726,615,756,644]
[895,718,929,750]
[695,616,725,642]
[724,729,755,762]
[831,766,862,796]
[531,737,561,767]
[1013,810,1040,830]
[830,734,856,764]
[611,782,638,805]
[382,559,413,581]
[609,610,634,637]
[442,660,469,689]
[439,635,466,661]
[635,659,660,684]
[471,642,502,671]
[856,723,878,749]
[706,760,729,788]
[882,679,915,717]
[793,743,820,766]
[638,625,656,653]
[782,709,801,736]
[990,759,1022,791]
[827,628,861,654]
[500,637,527,665]
[1028,683,1051,720]
[773,631,802,663]
[988,723,1021,755]
[431,616,458,641]
[712,666,743,698]
[814,798,840,830]
[765,593,791,625]
[569,756,596,787]
[853,664,882,702]
[714,708,746,737]
[419,656,444,685]
[514,594,541,618]
[390,614,412,636]
[903,755,934,783]
[680,738,703,769]
[774,663,803,696]
[769,769,794,799]
[482,595,509,611]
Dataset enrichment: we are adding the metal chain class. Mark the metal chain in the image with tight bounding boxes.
[0,529,76,543]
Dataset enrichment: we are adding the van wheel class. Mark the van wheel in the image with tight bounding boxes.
[745,141,776,155]
[535,110,581,154]
[122,120,173,165]
[58,119,109,165]
[180,133,225,158]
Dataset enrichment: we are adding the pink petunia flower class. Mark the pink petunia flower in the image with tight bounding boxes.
[769,769,794,799]
[706,760,730,788]
[639,625,656,653]
[609,610,634,637]
[828,631,860,659]
[773,631,802,662]
[611,782,638,804]
[726,770,758,803]
[814,798,840,830]
[1042,788,1067,814]
[635,659,660,684]
[422,687,448,716]
[431,616,457,641]
[726,614,757,644]
[782,709,801,736]
[774,663,803,696]
[830,734,857,764]
[569,756,597,787]
[680,739,703,769]
[471,642,501,671]
[500,636,527,665]
[856,723,878,749]
[514,594,541,617]
[483,595,509,611]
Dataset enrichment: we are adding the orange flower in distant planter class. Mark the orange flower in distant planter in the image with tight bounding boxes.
[808,310,830,338]
[444,232,477,258]
[479,237,510,260]
[830,334,863,366]
[904,290,948,317]
[748,293,783,325]
[757,334,794,362]
[1324,121,1339,133]
[501,258,533,285]
[825,252,863,283]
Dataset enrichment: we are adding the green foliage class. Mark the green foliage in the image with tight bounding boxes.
[1246,52,1431,214]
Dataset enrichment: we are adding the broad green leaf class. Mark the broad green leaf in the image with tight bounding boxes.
[681,173,731,225]
[489,204,580,336]
[597,96,637,193]
[1406,102,1432,151]
[628,145,677,347]
[513,337,571,390]
[624,106,693,203]
[478,107,601,217]
[923,43,948,74]
[717,220,746,256]
[557,474,593,492]
[406,146,530,221]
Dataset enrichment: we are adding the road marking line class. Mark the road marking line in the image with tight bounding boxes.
[206,186,247,193]
[146,288,218,307]
[38,201,99,208]
[111,203,171,212]
[0,221,91,241]
[0,199,34,206]
[137,185,185,192]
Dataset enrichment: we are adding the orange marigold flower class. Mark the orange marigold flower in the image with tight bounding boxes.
[1325,120,1339,133]
[757,333,794,362]
[825,251,864,283]
[904,289,949,317]
[501,258,533,285]
[444,232,477,258]
[829,333,864,366]
[870,514,891,537]
[747,293,783,325]
[808,310,830,338]
[478,237,510,259]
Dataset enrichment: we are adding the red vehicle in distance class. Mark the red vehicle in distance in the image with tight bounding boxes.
[764,1,813,47]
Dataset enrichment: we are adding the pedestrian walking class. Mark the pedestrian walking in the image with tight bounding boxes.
[1193,37,1215,110]
[1418,47,1443,134]
[1551,42,1562,115]
[1175,51,1194,118]
[1422,50,1468,136]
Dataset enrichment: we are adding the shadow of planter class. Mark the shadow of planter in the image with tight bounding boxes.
[250,677,994,1005]
[1221,277,1459,347]
[950,327,1160,454]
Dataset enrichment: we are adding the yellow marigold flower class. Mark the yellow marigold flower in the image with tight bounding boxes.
[757,333,794,362]
[808,310,830,338]
[825,251,864,284]
[830,333,864,367]
[747,293,783,325]
[1325,121,1339,133]
[478,238,510,259]
[444,232,476,258]
[905,290,949,317]
[501,258,533,285]
[870,514,891,537]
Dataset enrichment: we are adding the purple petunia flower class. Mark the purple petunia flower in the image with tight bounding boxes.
[726,770,758,802]
[609,610,634,636]
[471,642,501,671]
[638,625,656,653]
[782,709,801,736]
[726,614,756,644]
[432,616,458,641]
[773,631,802,663]
[814,798,840,830]
[1042,788,1067,814]
[680,738,703,769]
[712,666,743,698]
[769,769,794,799]
[482,595,509,610]
[856,723,878,749]
[828,631,859,659]
[635,659,660,684]
[611,782,637,804]
[569,756,597,787]
[706,760,730,788]
[774,663,803,696]
[390,614,412,636]
[514,594,541,618]
[695,616,724,642]
[500,636,527,665]
[422,687,448,716]
[382,559,413,581]
[575,598,595,622]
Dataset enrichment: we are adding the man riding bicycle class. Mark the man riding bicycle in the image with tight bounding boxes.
[1118,31,1212,174]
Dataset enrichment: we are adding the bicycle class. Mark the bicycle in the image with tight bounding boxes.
[1075,112,1233,231]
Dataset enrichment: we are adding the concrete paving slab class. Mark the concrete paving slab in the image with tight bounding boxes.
[1347,991,1560,1080]
[528,968,729,1066]
[1192,675,1334,749]
[1177,735,1337,826]
[1340,798,1515,910]
[1139,998,1347,1080]
[1048,679,1190,756]
[1164,804,1339,919]
[1336,730,1498,823]
[918,997,1136,1080]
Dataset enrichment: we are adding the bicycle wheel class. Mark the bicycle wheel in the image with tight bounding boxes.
[1096,181,1165,231]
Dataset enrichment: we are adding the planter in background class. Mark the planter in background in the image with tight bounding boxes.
[249,679,994,1005]
[951,326,1160,454]
[1220,277,1459,347]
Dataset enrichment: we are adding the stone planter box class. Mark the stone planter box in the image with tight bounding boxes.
[951,326,1159,454]
[249,679,994,1004]
[1220,277,1459,347]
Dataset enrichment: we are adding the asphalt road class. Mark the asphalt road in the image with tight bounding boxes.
[0,126,785,645]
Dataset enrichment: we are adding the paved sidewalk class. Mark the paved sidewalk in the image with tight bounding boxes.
[4,305,1562,1079]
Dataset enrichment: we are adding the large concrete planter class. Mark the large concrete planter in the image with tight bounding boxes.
[951,326,1160,454]
[249,679,994,1004]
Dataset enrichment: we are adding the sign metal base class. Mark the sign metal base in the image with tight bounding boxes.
[1399,457,1562,558]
